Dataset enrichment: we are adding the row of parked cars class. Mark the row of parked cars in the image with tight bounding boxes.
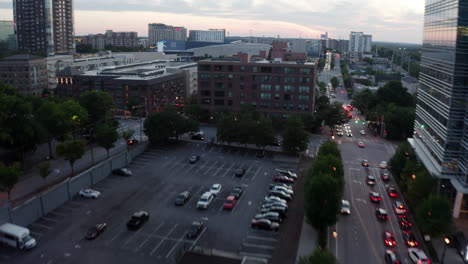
[250,169,297,231]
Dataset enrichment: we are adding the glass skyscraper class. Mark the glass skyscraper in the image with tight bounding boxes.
[410,0,468,218]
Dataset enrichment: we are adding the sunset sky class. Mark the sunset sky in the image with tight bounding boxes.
[0,0,425,43]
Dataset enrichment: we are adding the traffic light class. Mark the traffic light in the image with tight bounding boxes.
[421,124,425,128]
[362,121,365,124]
[320,126,323,130]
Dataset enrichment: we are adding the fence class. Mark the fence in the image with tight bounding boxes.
[0,143,148,227]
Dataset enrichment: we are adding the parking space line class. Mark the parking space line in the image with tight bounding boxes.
[165,232,186,258]
[166,158,184,170]
[221,164,235,178]
[30,222,52,230]
[122,226,144,248]
[204,161,219,175]
[239,251,272,259]
[242,242,275,250]
[149,224,178,256]
[212,161,226,177]
[162,156,177,167]
[193,161,209,176]
[189,227,207,251]
[251,167,262,182]
[231,191,247,213]
[135,222,165,251]
[246,235,277,242]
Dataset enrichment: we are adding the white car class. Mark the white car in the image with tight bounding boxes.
[271,186,294,195]
[360,130,366,135]
[380,161,388,169]
[197,192,214,209]
[275,169,297,179]
[79,189,100,199]
[264,196,287,205]
[210,184,222,196]
[341,200,350,215]
[408,248,430,264]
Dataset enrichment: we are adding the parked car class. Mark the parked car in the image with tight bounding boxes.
[235,168,246,177]
[270,185,293,195]
[360,130,366,135]
[268,190,292,201]
[186,221,204,238]
[380,161,388,169]
[79,189,101,199]
[251,219,279,231]
[197,192,214,209]
[254,212,282,223]
[408,248,430,263]
[274,175,294,184]
[383,231,396,247]
[223,195,236,210]
[262,201,288,210]
[112,168,132,176]
[175,191,190,206]
[189,155,200,164]
[264,196,287,205]
[341,200,350,215]
[230,187,244,199]
[259,206,287,218]
[85,223,107,240]
[191,132,205,140]
[210,184,222,196]
[126,211,149,230]
[269,183,293,191]
[275,169,297,179]
[126,139,139,145]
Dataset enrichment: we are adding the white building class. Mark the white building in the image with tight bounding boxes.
[188,29,225,43]
[349,32,372,61]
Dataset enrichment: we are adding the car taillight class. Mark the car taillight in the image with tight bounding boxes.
[378,198,381,200]
[386,216,388,219]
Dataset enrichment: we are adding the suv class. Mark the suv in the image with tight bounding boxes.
[189,155,200,164]
[376,208,389,221]
[408,248,430,264]
[384,249,400,264]
[197,192,214,209]
[126,211,149,230]
[235,168,246,177]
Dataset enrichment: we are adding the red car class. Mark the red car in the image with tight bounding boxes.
[383,231,396,247]
[362,160,370,167]
[358,142,365,148]
[387,187,398,198]
[274,175,294,183]
[223,195,236,210]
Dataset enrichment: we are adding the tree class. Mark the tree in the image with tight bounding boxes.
[330,56,335,70]
[318,81,327,94]
[76,43,97,53]
[144,109,198,144]
[282,116,309,154]
[299,248,338,264]
[79,90,115,125]
[252,117,275,149]
[96,124,119,158]
[59,100,89,140]
[317,140,341,159]
[0,162,21,202]
[351,88,376,114]
[415,195,452,237]
[375,81,414,108]
[364,57,373,65]
[407,168,436,204]
[304,173,341,248]
[318,58,326,71]
[36,101,69,158]
[184,103,203,121]
[388,141,417,181]
[217,111,237,145]
[37,162,51,183]
[309,154,344,194]
[323,102,347,128]
[55,140,86,175]
[330,77,339,90]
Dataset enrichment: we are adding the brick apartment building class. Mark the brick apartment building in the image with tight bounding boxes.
[0,54,48,95]
[197,42,316,119]
[56,61,191,115]
[80,30,139,50]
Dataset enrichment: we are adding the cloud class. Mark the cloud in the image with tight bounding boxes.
[0,0,425,43]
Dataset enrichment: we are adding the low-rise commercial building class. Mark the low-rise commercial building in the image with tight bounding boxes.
[0,54,48,95]
[79,30,139,50]
[188,29,225,43]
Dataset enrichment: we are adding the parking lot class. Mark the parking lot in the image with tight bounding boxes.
[6,140,299,264]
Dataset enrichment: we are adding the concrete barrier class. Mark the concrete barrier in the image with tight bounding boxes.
[41,181,70,215]
[69,172,92,198]
[10,197,42,227]
[0,205,10,224]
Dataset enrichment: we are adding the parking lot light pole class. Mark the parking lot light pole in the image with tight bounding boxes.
[441,236,451,264]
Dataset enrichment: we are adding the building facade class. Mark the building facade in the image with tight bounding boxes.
[197,50,316,119]
[0,54,48,95]
[56,61,191,115]
[0,21,16,51]
[349,32,372,61]
[189,29,225,43]
[148,24,187,45]
[80,30,139,50]
[409,0,468,218]
[13,0,74,56]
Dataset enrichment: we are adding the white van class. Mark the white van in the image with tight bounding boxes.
[0,223,36,250]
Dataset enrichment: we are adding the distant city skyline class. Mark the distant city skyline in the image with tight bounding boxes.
[0,0,425,43]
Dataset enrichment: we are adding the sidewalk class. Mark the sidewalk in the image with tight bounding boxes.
[0,138,134,207]
[295,218,318,262]
[433,237,465,264]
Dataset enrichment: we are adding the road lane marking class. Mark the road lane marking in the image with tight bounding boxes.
[136,222,165,251]
[165,232,186,258]
[242,242,274,250]
[189,227,207,251]
[122,226,144,248]
[221,163,235,178]
[245,235,277,242]
[149,224,178,256]
[239,251,272,259]
[251,167,262,182]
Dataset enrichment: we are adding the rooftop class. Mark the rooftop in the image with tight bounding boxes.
[1,54,44,61]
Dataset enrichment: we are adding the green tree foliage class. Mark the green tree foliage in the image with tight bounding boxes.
[317,140,341,158]
[330,77,339,90]
[121,129,135,142]
[407,168,436,205]
[330,56,335,70]
[253,117,275,149]
[299,248,338,264]
[300,113,322,133]
[282,116,309,154]
[365,66,375,75]
[184,103,203,121]
[96,124,119,158]
[79,90,115,125]
[36,101,69,158]
[415,195,452,237]
[318,81,327,94]
[37,162,51,182]
[323,102,348,128]
[75,43,98,53]
[144,108,199,144]
[376,81,415,107]
[59,100,89,139]
[318,58,326,71]
[388,142,417,183]
[351,88,376,114]
[304,173,341,247]
[0,162,21,202]
[364,57,373,65]
[55,140,86,175]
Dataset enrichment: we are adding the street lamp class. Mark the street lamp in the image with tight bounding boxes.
[441,236,451,264]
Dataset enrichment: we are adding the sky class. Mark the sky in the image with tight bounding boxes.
[0,0,425,44]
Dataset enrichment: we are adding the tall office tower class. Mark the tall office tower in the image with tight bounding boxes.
[13,0,75,56]
[188,29,225,43]
[148,23,187,46]
[410,0,468,218]
[348,31,372,61]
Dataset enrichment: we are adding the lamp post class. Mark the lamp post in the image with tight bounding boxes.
[441,236,451,264]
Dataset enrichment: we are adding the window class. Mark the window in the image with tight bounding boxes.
[202,99,211,104]
[275,85,281,91]
[260,102,270,108]
[260,93,271,100]
[300,68,311,74]
[285,67,296,74]
[275,93,280,100]
[240,66,246,72]
[215,91,225,97]
[299,86,310,93]
[228,74,233,79]
[215,99,224,105]
[200,73,211,79]
[260,84,271,91]
[298,77,311,83]
[284,85,294,92]
[228,65,233,71]
[214,74,224,79]
[240,83,245,89]
[200,65,210,71]
[274,67,282,73]
[228,91,232,97]
[252,84,257,90]
[240,91,245,98]
[215,65,224,71]
[252,75,257,81]
[251,101,257,107]
[228,100,233,106]
[215,83,224,89]
[252,66,258,73]
[201,90,211,96]
[240,75,246,81]
[284,76,295,83]
[284,94,293,100]
[261,67,272,73]
[274,103,280,108]
[262,75,272,82]
[298,95,309,101]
